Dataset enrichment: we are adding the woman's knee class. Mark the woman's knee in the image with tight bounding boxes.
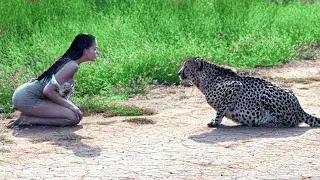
[65,111,80,125]
[66,118,81,126]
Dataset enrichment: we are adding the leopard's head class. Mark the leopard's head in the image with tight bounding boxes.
[178,57,204,87]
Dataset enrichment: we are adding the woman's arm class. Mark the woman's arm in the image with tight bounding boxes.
[43,83,76,109]
[43,61,82,119]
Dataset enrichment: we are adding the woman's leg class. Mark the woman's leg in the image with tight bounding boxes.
[7,100,80,128]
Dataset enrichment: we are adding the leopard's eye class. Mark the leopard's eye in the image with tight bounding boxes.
[184,68,190,76]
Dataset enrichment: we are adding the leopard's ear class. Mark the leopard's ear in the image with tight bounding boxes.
[196,59,203,71]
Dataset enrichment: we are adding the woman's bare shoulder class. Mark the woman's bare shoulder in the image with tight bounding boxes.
[54,60,79,83]
[64,60,79,71]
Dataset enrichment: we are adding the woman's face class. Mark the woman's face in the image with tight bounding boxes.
[84,40,99,61]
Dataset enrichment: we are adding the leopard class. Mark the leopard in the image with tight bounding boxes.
[178,57,320,127]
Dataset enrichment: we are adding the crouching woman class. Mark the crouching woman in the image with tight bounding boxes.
[7,33,99,128]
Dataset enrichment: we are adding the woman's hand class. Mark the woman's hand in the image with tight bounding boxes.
[70,106,83,121]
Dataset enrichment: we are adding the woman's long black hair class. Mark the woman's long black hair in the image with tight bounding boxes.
[36,33,96,83]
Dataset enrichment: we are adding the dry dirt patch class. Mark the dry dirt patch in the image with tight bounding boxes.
[1,59,320,179]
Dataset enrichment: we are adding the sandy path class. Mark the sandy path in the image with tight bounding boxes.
[1,59,320,180]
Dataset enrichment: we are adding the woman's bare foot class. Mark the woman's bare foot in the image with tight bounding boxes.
[5,114,28,128]
[6,119,21,128]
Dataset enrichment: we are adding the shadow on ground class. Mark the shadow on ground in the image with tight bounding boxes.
[11,125,101,158]
[188,125,316,144]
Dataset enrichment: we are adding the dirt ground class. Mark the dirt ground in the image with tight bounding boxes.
[1,58,320,179]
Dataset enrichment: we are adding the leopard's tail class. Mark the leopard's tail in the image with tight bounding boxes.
[303,112,320,127]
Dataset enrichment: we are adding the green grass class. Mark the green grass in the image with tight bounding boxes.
[1,0,320,112]
[74,95,156,117]
[123,118,156,125]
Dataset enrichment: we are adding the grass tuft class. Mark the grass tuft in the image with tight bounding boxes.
[75,96,156,117]
[123,118,155,125]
